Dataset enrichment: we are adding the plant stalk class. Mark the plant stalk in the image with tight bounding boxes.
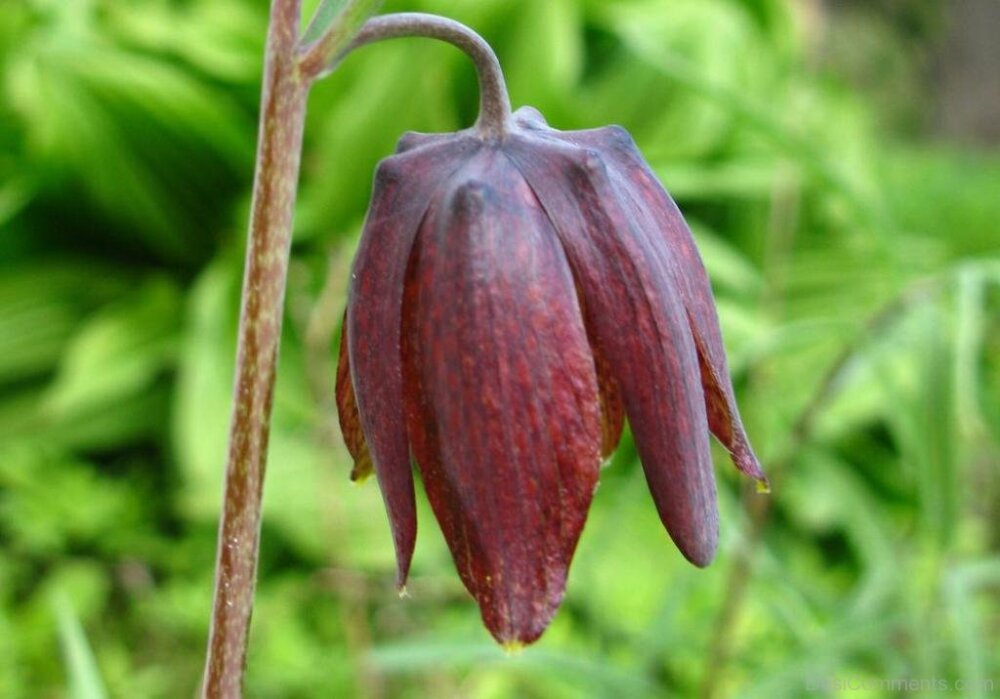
[300,12,512,138]
[203,6,508,695]
[201,0,305,695]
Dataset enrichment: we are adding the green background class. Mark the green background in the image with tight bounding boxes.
[1,0,998,697]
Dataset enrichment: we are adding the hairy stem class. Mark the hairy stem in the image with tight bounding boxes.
[201,0,306,695]
[300,12,512,138]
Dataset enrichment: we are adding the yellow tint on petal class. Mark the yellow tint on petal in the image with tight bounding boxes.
[350,458,373,485]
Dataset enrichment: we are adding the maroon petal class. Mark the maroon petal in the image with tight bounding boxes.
[576,292,625,460]
[515,108,766,485]
[348,137,480,587]
[395,130,454,153]
[572,129,766,483]
[403,150,602,644]
[594,340,626,461]
[335,315,373,483]
[505,134,719,566]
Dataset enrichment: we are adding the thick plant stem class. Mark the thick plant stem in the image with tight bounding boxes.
[201,0,305,695]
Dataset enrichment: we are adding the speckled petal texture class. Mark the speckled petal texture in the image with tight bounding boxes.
[514,107,766,486]
[506,133,719,567]
[347,136,481,587]
[402,150,602,644]
[338,103,766,645]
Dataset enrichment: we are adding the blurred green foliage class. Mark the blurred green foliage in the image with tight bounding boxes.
[1,0,998,697]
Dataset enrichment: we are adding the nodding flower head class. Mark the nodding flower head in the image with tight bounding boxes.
[334,102,767,645]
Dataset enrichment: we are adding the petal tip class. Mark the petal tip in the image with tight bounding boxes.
[394,563,411,592]
[486,620,547,649]
[674,515,718,569]
[682,540,717,569]
[512,105,547,129]
[449,179,492,214]
[349,453,374,484]
[388,515,416,591]
[501,641,526,656]
[730,438,768,484]
[395,131,425,153]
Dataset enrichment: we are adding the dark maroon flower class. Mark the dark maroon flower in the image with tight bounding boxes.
[335,105,767,646]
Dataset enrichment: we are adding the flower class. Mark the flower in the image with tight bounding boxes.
[335,105,767,646]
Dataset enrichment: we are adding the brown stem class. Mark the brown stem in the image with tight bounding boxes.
[300,12,512,138]
[201,0,306,695]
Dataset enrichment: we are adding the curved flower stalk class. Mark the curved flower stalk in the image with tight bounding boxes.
[333,16,768,646]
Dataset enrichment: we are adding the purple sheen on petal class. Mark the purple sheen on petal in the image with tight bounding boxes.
[403,149,602,644]
[575,289,625,460]
[518,118,767,486]
[504,133,718,567]
[348,136,480,588]
[512,105,548,129]
[396,130,455,154]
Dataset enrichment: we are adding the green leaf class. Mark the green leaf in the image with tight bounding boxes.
[0,263,126,384]
[595,0,761,158]
[106,0,265,82]
[298,41,458,237]
[7,27,253,262]
[504,0,583,115]
[0,174,33,229]
[302,0,350,45]
[302,0,384,70]
[53,592,108,699]
[687,220,763,296]
[0,445,142,555]
[370,640,659,698]
[45,277,180,417]
[172,260,240,520]
[655,159,780,201]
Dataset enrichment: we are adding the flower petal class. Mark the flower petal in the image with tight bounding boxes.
[335,314,373,483]
[576,293,625,460]
[515,109,766,485]
[505,134,719,566]
[594,339,626,461]
[403,150,602,644]
[348,136,480,587]
[395,130,454,153]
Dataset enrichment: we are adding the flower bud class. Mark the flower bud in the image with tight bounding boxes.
[335,105,766,645]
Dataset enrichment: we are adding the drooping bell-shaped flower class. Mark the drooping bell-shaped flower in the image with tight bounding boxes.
[334,14,766,646]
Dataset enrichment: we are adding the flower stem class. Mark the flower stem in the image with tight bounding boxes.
[299,12,512,138]
[201,0,306,695]
[202,6,507,695]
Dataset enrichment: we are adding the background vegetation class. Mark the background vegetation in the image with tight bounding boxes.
[1,0,998,696]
